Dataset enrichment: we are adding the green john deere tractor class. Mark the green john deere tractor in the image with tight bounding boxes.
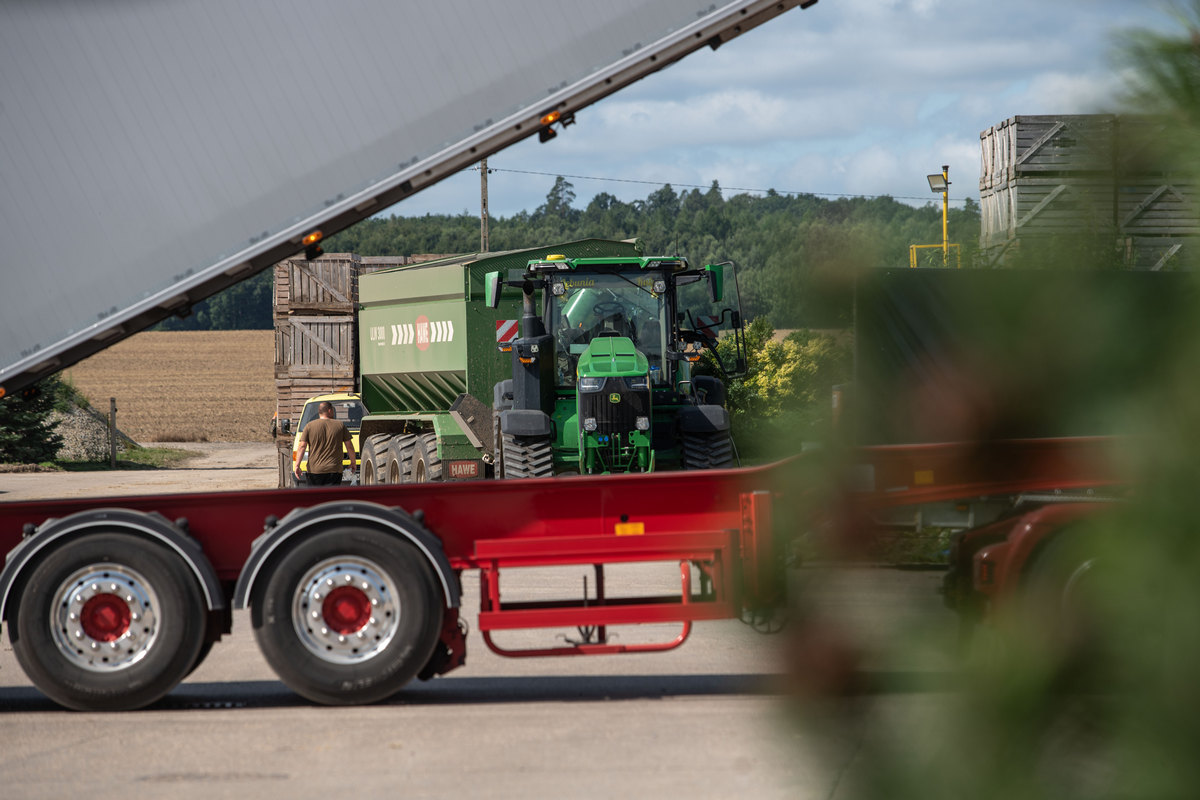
[485,254,746,477]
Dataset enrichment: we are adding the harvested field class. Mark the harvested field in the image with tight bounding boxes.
[63,331,274,443]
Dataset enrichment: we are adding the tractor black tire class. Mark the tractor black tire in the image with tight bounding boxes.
[359,434,391,486]
[680,429,735,470]
[500,433,554,478]
[10,532,207,711]
[411,432,443,483]
[250,526,444,705]
[491,411,504,479]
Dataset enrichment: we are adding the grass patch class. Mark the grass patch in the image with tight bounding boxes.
[53,445,198,471]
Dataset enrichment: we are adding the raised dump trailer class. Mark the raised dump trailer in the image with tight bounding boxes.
[0,0,820,397]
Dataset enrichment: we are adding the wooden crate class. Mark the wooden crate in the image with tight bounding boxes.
[1117,182,1200,237]
[273,253,362,314]
[274,376,357,424]
[980,177,1114,248]
[980,115,1115,191]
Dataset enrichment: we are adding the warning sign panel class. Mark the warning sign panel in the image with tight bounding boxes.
[496,319,518,343]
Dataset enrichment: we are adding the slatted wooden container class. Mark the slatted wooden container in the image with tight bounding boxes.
[273,253,455,424]
[980,115,1115,192]
[980,178,1114,249]
[980,115,1198,268]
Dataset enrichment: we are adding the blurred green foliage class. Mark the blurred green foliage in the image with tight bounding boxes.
[796,6,1200,799]
[701,317,852,461]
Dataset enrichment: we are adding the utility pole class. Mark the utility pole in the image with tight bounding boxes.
[480,158,490,253]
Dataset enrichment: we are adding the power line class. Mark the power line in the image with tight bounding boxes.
[475,165,973,206]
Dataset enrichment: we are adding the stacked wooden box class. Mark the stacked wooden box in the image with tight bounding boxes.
[979,115,1197,269]
[273,253,406,424]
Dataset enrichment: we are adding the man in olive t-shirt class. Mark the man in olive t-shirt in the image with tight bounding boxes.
[294,401,357,486]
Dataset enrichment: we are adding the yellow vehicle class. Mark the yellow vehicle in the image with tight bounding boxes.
[285,393,365,486]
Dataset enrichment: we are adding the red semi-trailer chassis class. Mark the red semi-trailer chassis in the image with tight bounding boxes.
[0,437,1122,711]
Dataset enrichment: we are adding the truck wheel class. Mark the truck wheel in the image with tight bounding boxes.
[251,526,444,705]
[360,434,390,485]
[9,532,207,711]
[500,433,553,478]
[412,432,443,483]
[1020,532,1108,667]
[680,430,735,469]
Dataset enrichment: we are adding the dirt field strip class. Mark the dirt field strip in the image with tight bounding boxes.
[63,330,275,443]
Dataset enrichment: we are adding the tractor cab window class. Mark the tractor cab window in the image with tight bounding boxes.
[548,272,666,385]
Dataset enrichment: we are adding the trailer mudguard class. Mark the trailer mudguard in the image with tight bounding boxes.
[0,508,224,623]
[232,500,460,610]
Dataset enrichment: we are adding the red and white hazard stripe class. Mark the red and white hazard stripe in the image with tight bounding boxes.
[496,319,518,343]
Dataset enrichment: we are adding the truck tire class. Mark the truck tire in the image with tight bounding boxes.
[384,436,415,485]
[500,433,553,478]
[9,532,207,711]
[360,434,391,486]
[411,432,443,483]
[680,430,735,470]
[1020,531,1108,669]
[250,526,444,705]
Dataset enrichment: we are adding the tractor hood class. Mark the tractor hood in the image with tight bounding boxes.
[577,336,648,378]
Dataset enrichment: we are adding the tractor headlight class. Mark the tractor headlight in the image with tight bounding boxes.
[628,375,649,390]
[579,376,605,393]
[583,417,598,432]
[635,416,650,431]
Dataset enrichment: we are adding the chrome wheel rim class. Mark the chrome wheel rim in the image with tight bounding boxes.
[51,563,160,672]
[291,556,400,664]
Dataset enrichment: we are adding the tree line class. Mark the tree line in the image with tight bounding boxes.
[159,181,980,331]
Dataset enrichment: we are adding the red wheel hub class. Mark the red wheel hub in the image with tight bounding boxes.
[322,586,372,634]
[80,594,132,642]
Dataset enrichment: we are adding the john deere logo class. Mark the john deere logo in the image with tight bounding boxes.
[609,393,621,404]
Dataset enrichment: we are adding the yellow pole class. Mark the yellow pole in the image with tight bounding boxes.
[941,165,949,267]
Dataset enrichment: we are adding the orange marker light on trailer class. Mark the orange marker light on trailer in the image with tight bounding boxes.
[539,110,562,127]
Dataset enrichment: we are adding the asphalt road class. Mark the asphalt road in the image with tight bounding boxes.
[0,563,955,799]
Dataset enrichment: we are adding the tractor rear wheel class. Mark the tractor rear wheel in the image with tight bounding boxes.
[680,430,735,470]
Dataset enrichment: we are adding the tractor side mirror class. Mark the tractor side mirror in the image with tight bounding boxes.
[484,271,502,309]
[704,264,724,303]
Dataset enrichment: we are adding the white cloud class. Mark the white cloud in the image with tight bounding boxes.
[389,0,1182,218]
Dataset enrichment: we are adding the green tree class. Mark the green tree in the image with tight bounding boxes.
[0,376,65,464]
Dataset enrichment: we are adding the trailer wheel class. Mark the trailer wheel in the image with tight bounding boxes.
[384,436,413,485]
[680,430,735,470]
[251,526,443,705]
[360,434,390,485]
[1020,532,1108,665]
[411,432,443,483]
[9,532,207,711]
[500,433,553,478]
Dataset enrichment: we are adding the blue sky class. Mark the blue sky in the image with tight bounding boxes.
[387,0,1180,218]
